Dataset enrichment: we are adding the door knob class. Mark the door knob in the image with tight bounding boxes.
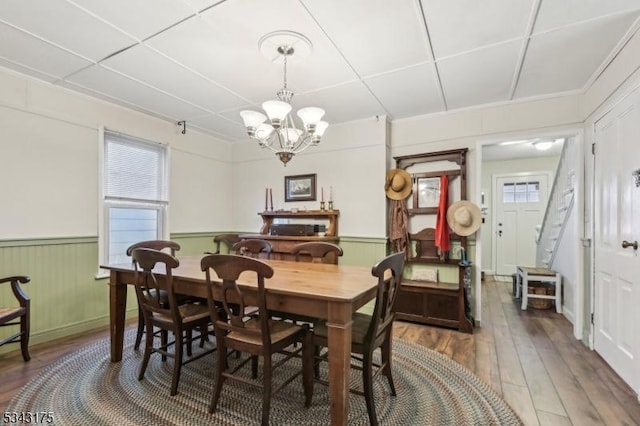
[621,240,638,250]
[498,230,502,237]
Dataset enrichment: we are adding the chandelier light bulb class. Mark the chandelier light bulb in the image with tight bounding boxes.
[240,110,267,135]
[262,100,291,128]
[296,107,325,130]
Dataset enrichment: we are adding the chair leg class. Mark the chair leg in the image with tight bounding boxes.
[161,330,168,362]
[381,334,396,395]
[209,342,227,413]
[362,351,378,426]
[138,321,154,381]
[171,331,183,396]
[134,304,144,350]
[262,356,272,426]
[20,313,30,362]
[186,329,193,357]
[251,355,259,379]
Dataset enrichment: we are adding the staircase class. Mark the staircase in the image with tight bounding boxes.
[536,139,577,267]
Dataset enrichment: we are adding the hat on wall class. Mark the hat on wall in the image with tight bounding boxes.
[446,200,481,236]
[385,169,413,200]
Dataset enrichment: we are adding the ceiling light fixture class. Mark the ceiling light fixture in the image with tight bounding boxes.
[240,31,327,166]
[532,140,553,151]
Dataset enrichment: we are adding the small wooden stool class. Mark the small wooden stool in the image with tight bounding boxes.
[515,266,562,313]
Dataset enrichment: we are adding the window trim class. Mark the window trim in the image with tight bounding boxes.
[97,126,169,276]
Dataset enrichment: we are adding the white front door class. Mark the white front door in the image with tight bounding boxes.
[495,174,549,275]
[594,87,640,395]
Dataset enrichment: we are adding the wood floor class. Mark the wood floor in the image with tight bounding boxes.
[1,277,639,425]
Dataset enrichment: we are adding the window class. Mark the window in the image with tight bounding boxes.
[502,181,540,204]
[101,130,168,266]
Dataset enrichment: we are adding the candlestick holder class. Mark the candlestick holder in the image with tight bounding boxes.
[320,201,326,211]
[328,201,333,211]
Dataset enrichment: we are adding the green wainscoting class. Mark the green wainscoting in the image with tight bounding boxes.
[337,236,388,267]
[0,237,115,355]
[0,233,387,355]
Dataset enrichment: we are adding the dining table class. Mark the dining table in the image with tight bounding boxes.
[102,255,379,426]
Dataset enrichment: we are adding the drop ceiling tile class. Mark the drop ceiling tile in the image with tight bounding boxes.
[0,0,137,61]
[515,12,639,99]
[182,0,226,13]
[148,0,356,103]
[101,44,247,112]
[292,81,385,124]
[421,0,534,58]
[439,40,521,109]
[188,114,247,141]
[364,62,444,118]
[301,0,431,76]
[66,65,208,120]
[535,0,640,33]
[71,0,196,41]
[0,22,91,79]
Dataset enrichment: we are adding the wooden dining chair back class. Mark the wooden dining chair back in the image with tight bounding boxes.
[132,248,213,396]
[201,254,313,425]
[313,251,406,426]
[231,239,272,259]
[126,240,181,350]
[290,242,343,264]
[0,276,31,361]
[212,233,241,254]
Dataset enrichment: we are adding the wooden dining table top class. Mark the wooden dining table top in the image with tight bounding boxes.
[103,255,378,304]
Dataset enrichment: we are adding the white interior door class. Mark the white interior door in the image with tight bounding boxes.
[594,87,640,395]
[495,174,548,275]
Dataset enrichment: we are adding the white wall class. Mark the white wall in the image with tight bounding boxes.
[0,68,232,239]
[232,117,388,238]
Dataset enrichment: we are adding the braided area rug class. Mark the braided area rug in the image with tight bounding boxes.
[8,330,522,425]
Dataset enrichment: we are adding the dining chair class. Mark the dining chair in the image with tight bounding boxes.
[231,239,272,259]
[126,240,182,351]
[272,242,344,326]
[201,254,313,426]
[131,247,214,396]
[0,276,31,361]
[210,233,241,254]
[313,251,406,426]
[290,241,343,264]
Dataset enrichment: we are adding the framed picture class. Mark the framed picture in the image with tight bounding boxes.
[284,173,317,202]
[417,177,440,208]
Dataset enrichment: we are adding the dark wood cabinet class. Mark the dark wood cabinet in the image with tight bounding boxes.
[393,149,474,333]
[240,210,340,261]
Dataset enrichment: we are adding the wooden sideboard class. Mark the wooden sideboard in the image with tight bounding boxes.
[240,210,340,261]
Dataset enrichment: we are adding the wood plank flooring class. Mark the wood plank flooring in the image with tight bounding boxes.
[1,277,639,425]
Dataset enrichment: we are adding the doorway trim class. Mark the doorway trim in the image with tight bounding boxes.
[475,126,584,339]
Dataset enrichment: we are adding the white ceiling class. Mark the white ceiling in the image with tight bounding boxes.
[1,0,639,143]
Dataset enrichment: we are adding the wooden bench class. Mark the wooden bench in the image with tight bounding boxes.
[394,228,473,333]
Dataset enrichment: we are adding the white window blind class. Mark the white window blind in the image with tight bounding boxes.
[102,131,168,265]
[105,131,167,203]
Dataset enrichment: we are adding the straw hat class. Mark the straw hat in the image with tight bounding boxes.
[447,200,481,236]
[385,169,412,200]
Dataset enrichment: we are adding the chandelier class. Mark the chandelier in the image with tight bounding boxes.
[240,31,328,165]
